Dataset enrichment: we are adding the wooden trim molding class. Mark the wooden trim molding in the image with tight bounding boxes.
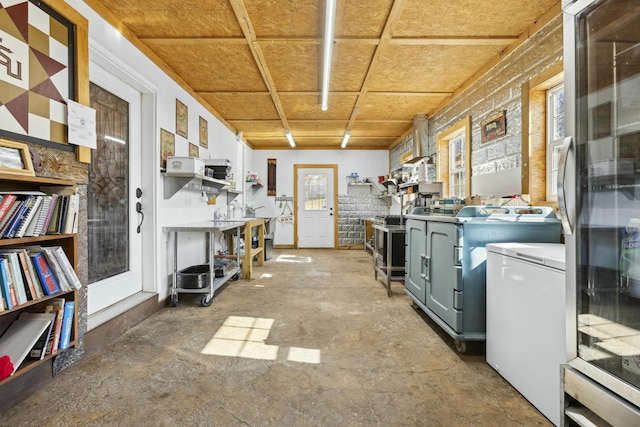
[436,116,472,198]
[292,164,339,249]
[45,0,90,163]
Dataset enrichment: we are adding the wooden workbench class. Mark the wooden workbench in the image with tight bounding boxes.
[225,218,265,280]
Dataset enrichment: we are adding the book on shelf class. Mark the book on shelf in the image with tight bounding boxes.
[26,311,57,360]
[45,246,81,290]
[13,195,43,238]
[0,312,53,375]
[44,297,65,355]
[4,195,36,239]
[0,194,17,225]
[62,193,79,234]
[58,300,75,350]
[0,257,17,309]
[39,248,72,292]
[16,249,43,300]
[0,200,23,238]
[30,252,60,296]
[24,195,54,237]
[45,196,62,235]
[0,252,28,304]
[14,195,43,238]
[55,195,69,235]
[39,194,58,236]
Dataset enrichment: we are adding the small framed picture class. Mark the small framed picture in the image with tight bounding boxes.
[0,139,35,176]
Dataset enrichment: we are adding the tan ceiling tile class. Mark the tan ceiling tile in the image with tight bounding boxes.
[331,44,376,92]
[336,0,394,38]
[244,0,320,37]
[368,45,503,92]
[351,121,413,137]
[146,41,266,92]
[280,93,356,120]
[357,93,449,121]
[102,0,242,37]
[261,42,319,91]
[394,0,558,37]
[200,93,278,120]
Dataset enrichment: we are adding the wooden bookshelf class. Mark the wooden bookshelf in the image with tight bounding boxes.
[0,175,79,385]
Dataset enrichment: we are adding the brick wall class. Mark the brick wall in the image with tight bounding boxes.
[387,15,563,184]
[427,15,563,181]
[337,194,388,246]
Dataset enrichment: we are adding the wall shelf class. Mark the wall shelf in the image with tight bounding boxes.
[162,172,230,199]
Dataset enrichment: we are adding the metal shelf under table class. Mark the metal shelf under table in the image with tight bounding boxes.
[163,220,243,307]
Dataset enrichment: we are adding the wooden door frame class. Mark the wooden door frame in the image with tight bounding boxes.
[293,164,339,249]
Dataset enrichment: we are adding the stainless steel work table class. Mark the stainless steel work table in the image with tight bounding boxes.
[163,220,243,307]
[373,223,406,296]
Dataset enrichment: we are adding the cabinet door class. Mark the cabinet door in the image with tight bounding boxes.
[405,219,427,303]
[426,222,463,332]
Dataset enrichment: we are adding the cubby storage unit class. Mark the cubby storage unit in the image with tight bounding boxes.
[0,173,79,386]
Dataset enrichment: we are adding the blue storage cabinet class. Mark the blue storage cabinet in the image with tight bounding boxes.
[405,206,562,353]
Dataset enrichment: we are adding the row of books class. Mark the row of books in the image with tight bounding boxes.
[0,191,79,239]
[0,245,82,312]
[0,297,74,378]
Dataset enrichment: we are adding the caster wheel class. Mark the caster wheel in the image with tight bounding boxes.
[232,273,240,281]
[454,340,467,354]
[201,295,213,307]
[171,295,178,307]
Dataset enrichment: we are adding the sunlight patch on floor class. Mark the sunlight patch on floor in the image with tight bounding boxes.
[287,347,321,364]
[275,254,313,263]
[202,316,321,364]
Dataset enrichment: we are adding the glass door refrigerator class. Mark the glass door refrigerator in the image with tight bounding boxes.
[562,0,640,424]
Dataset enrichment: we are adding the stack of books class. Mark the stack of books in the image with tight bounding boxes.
[0,245,82,312]
[0,296,75,377]
[0,190,80,239]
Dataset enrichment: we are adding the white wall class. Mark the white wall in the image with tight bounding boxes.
[250,150,389,245]
[66,1,390,299]
[69,0,244,302]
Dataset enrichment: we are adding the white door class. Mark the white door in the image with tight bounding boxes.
[86,63,143,316]
[296,167,335,248]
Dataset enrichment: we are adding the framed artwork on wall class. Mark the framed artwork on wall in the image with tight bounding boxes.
[199,116,208,148]
[176,99,188,138]
[189,143,199,158]
[160,128,175,170]
[268,158,277,196]
[0,0,77,148]
[0,139,35,176]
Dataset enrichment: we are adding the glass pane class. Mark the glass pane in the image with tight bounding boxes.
[88,83,130,283]
[304,174,327,211]
[575,0,640,390]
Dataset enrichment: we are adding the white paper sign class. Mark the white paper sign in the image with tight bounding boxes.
[67,99,97,149]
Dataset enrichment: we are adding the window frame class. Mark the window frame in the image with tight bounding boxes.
[436,116,471,199]
[522,63,564,204]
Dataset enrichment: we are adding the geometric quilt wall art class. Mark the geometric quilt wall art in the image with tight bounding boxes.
[0,0,74,144]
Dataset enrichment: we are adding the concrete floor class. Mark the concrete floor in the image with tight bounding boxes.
[1,249,551,426]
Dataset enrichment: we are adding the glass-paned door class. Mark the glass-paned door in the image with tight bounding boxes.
[297,167,334,248]
[571,0,640,393]
[87,63,143,316]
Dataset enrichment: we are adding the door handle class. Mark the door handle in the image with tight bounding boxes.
[136,187,144,234]
[557,136,573,235]
[421,254,430,281]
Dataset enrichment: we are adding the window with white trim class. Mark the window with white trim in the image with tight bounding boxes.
[449,133,466,198]
[546,83,565,199]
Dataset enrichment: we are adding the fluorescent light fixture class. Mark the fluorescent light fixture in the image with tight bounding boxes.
[321,0,337,111]
[104,135,126,144]
[341,131,351,148]
[285,130,296,147]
